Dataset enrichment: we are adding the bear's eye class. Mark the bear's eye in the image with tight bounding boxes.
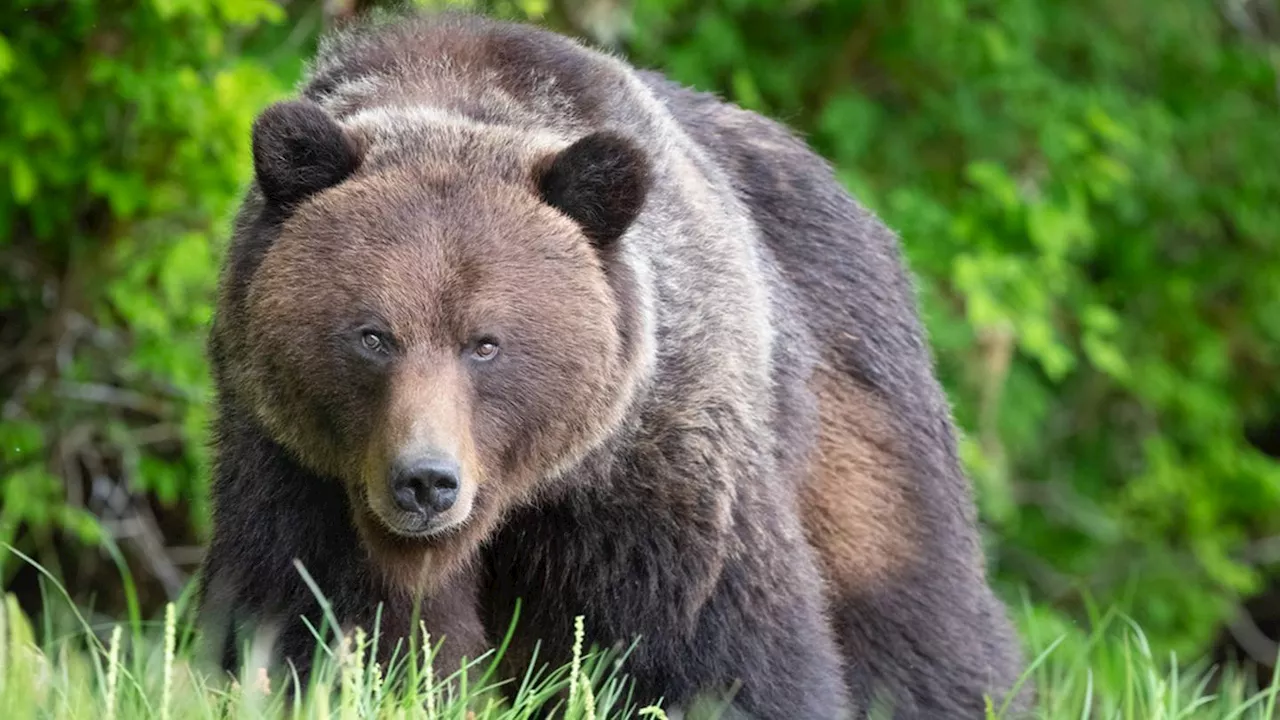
[471,338,500,362]
[361,331,386,354]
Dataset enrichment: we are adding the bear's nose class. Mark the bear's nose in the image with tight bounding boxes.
[391,458,460,516]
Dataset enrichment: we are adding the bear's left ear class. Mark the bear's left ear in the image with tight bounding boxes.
[536,131,651,248]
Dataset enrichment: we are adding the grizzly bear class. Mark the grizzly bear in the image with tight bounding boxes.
[197,9,1029,718]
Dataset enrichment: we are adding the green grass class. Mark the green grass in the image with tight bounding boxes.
[2,546,1279,719]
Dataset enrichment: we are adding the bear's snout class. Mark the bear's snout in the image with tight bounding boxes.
[391,456,461,517]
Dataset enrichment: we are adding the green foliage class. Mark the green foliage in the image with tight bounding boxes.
[0,0,301,578]
[3,0,1280,677]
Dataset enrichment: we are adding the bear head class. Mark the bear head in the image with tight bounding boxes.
[215,98,653,587]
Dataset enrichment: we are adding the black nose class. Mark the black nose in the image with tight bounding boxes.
[391,458,460,516]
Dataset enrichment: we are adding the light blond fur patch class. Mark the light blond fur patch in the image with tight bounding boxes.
[800,364,916,589]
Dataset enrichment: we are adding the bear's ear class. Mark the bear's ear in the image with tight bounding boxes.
[251,99,361,208]
[536,131,651,248]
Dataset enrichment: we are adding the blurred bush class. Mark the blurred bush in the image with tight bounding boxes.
[2,0,1279,665]
[0,0,309,611]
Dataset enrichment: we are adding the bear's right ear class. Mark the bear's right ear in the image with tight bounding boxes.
[251,99,361,208]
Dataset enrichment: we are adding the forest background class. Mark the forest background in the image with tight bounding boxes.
[2,0,1280,695]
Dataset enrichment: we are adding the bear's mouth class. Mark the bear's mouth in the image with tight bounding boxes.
[347,495,480,593]
[355,484,472,542]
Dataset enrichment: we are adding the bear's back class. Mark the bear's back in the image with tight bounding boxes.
[302,13,649,136]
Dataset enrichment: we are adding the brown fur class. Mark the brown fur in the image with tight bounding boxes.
[802,363,918,590]
[198,10,1030,717]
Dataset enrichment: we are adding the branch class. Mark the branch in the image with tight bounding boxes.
[53,381,171,417]
[1227,601,1279,668]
